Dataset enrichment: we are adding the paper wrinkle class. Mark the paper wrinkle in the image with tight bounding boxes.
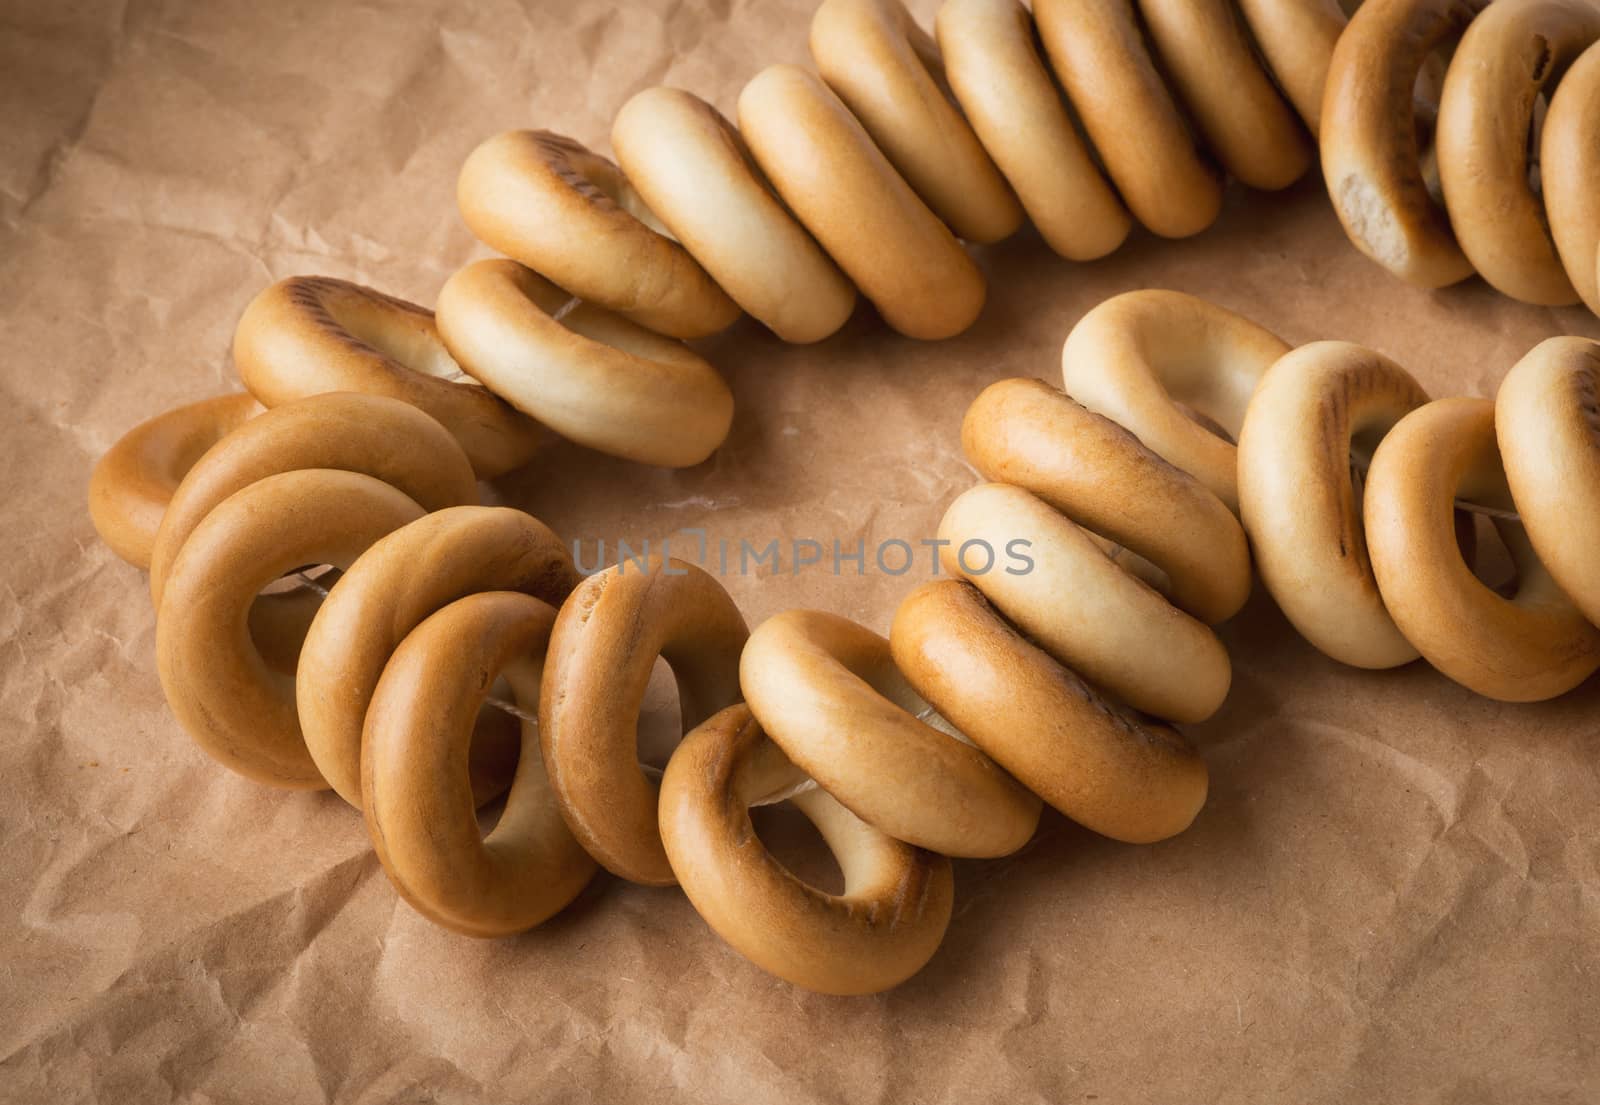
[7,0,1600,1099]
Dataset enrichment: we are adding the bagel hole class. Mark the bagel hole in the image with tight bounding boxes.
[1413,44,1457,205]
[249,565,340,676]
[749,802,845,896]
[1528,92,1549,193]
[636,656,683,776]
[324,296,478,384]
[1464,513,1519,595]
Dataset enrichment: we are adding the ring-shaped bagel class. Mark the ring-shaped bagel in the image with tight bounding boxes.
[611,87,857,344]
[233,276,541,478]
[1365,396,1600,701]
[1495,336,1600,627]
[739,608,1041,858]
[539,557,749,886]
[891,580,1209,843]
[434,259,734,468]
[1235,0,1352,133]
[1135,0,1312,190]
[455,129,740,340]
[1060,290,1291,512]
[1237,341,1430,668]
[297,505,578,808]
[1539,39,1600,315]
[935,0,1130,261]
[963,377,1249,624]
[148,392,478,606]
[1321,0,1490,287]
[1032,0,1222,238]
[1436,0,1600,306]
[659,704,954,995]
[88,393,260,569]
[737,64,985,341]
[809,0,1022,244]
[363,591,597,937]
[156,469,426,787]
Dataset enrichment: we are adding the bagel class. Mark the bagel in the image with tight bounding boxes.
[148,392,478,607]
[659,704,954,995]
[736,64,985,340]
[1060,290,1292,513]
[232,275,541,478]
[87,392,260,569]
[610,86,857,344]
[809,0,1022,244]
[1364,396,1600,701]
[1032,0,1222,238]
[1321,0,1490,288]
[297,505,578,808]
[455,129,740,340]
[739,608,1041,858]
[1237,341,1430,668]
[1435,0,1600,306]
[1494,336,1600,628]
[156,469,425,788]
[891,580,1209,843]
[1539,39,1600,315]
[363,591,596,937]
[539,557,748,886]
[434,259,734,468]
[1235,0,1352,133]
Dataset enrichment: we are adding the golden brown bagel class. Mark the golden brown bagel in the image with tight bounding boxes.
[1365,396,1600,701]
[659,704,954,995]
[232,276,541,478]
[1495,336,1600,628]
[1321,0,1490,288]
[156,470,425,788]
[935,0,1131,261]
[736,64,986,340]
[1540,38,1600,315]
[1032,0,1222,238]
[455,129,740,340]
[611,86,857,344]
[963,376,1250,625]
[539,557,748,886]
[148,392,477,607]
[890,580,1209,843]
[362,591,597,937]
[1060,290,1292,513]
[434,259,735,468]
[1235,0,1353,133]
[809,0,1022,244]
[1237,341,1430,668]
[87,393,260,569]
[297,505,577,808]
[739,608,1041,858]
[1135,0,1312,191]
[1435,0,1600,306]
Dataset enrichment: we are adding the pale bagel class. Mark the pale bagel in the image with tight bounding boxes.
[1237,341,1429,668]
[88,392,260,569]
[739,608,1042,858]
[659,704,954,995]
[363,591,597,937]
[232,276,541,478]
[1365,396,1600,701]
[611,86,857,344]
[1060,290,1292,513]
[455,129,739,339]
[434,258,734,468]
[1435,0,1600,306]
[736,64,985,340]
[891,580,1209,843]
[539,557,748,886]
[297,505,578,808]
[1494,336,1600,628]
[810,0,1022,244]
[156,470,426,788]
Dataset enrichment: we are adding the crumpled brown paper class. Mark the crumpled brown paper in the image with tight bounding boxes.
[4,0,1600,1100]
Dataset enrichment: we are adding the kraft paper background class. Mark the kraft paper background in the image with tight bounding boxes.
[4,0,1599,1101]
